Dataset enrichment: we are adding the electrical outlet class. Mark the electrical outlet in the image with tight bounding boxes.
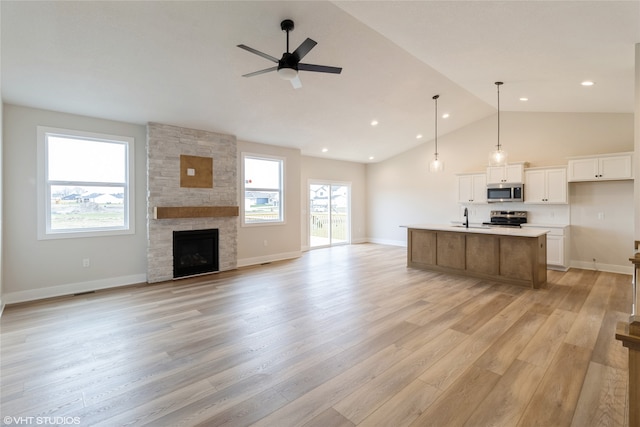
[597,212,604,220]
[82,258,90,268]
[263,240,268,247]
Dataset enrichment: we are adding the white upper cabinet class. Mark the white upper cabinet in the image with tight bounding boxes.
[567,153,633,182]
[524,167,567,204]
[486,163,525,184]
[457,173,486,204]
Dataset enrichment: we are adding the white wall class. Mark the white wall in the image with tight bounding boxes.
[0,99,3,312]
[301,156,367,249]
[0,4,4,311]
[569,180,634,272]
[366,111,635,272]
[237,140,301,266]
[366,141,457,246]
[2,105,148,303]
[636,43,640,246]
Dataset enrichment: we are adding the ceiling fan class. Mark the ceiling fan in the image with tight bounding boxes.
[237,19,342,89]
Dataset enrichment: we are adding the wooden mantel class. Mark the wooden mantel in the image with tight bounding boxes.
[154,206,239,220]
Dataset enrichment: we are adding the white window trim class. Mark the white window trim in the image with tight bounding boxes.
[37,126,135,240]
[241,152,285,227]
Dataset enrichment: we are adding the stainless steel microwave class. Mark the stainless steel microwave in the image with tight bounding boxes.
[487,183,524,203]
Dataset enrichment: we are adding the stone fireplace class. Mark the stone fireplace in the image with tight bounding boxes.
[146,122,238,283]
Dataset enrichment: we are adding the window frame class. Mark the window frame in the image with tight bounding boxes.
[37,126,135,240]
[241,152,285,227]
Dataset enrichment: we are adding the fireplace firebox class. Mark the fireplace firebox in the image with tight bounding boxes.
[173,229,219,278]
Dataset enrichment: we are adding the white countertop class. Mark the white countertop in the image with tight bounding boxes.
[402,223,549,237]
[521,223,569,229]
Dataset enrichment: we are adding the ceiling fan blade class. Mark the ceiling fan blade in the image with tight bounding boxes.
[290,75,302,89]
[237,44,279,63]
[292,38,317,61]
[242,66,277,78]
[298,63,342,74]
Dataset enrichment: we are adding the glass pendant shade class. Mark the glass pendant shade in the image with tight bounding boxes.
[430,155,444,172]
[489,148,508,166]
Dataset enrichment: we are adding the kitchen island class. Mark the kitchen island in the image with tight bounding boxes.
[404,224,548,289]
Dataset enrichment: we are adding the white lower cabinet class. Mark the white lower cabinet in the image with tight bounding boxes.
[521,224,569,271]
[547,235,564,267]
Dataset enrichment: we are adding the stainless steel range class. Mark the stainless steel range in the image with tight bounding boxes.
[483,210,527,228]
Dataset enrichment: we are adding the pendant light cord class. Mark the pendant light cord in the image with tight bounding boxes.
[433,94,439,158]
[495,82,503,151]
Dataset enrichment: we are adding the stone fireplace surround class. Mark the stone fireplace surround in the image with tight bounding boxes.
[146,122,238,283]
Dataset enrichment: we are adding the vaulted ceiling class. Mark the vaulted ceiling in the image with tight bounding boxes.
[2,1,638,163]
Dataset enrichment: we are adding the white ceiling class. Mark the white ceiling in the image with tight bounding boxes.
[2,1,638,163]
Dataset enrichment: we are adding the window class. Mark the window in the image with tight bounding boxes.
[37,126,134,239]
[242,153,284,225]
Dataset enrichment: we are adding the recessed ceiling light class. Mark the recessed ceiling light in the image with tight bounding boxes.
[370,120,378,126]
[581,81,595,86]
[442,113,450,119]
[369,156,375,160]
[416,134,423,139]
[519,97,529,101]
[321,148,328,153]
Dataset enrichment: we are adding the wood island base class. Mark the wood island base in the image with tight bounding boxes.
[406,226,547,289]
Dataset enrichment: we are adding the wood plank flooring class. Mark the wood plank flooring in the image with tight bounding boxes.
[0,243,632,426]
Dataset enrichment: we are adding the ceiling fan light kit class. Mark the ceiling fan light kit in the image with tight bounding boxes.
[277,67,298,81]
[238,19,342,89]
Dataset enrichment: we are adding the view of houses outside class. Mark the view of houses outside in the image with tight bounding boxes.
[50,185,125,229]
[243,190,280,223]
[309,184,349,247]
[44,130,129,232]
[243,156,283,224]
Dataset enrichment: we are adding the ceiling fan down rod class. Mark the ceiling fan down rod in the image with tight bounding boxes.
[281,19,294,53]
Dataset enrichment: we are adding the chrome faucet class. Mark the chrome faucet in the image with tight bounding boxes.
[464,207,469,228]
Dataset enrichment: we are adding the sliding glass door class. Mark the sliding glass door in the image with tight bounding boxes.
[309,182,350,248]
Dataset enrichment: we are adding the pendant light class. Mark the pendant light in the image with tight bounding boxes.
[429,94,444,172]
[489,81,508,166]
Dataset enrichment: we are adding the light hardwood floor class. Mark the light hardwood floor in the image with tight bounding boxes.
[0,243,632,426]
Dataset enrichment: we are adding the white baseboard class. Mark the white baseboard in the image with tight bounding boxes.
[569,260,633,276]
[351,237,369,244]
[3,274,148,304]
[366,237,407,247]
[237,251,302,268]
[302,238,369,252]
